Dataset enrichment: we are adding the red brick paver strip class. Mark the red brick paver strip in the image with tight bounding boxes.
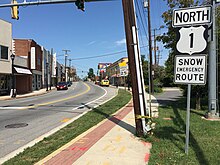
[44,102,133,165]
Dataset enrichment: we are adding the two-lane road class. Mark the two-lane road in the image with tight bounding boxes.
[0,81,117,160]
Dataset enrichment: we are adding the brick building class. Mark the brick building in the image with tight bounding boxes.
[14,39,43,93]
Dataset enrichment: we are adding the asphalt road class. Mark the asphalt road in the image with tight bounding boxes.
[154,88,183,106]
[0,81,117,159]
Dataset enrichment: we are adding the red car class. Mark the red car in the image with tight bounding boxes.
[56,82,68,90]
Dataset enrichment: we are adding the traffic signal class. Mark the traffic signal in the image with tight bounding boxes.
[11,0,19,20]
[75,0,85,11]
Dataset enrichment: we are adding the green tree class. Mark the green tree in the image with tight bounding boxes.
[141,55,165,92]
[87,68,95,81]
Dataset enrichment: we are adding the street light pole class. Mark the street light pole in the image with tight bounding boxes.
[10,54,16,98]
[208,0,219,118]
[55,66,58,86]
[69,59,72,82]
[46,62,49,91]
[62,49,70,82]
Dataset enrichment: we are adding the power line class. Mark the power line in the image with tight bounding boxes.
[69,50,127,60]
[57,46,148,61]
[134,0,149,41]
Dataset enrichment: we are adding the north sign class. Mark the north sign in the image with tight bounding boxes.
[174,55,207,84]
[172,6,212,27]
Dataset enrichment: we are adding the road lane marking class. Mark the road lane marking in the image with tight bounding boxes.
[0,82,90,110]
[72,87,107,111]
[37,83,91,107]
[0,107,27,110]
[0,84,114,164]
[61,118,71,123]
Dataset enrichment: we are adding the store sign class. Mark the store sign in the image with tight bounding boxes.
[174,55,207,84]
[30,47,36,69]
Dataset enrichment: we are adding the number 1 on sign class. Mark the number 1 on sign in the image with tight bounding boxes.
[189,33,194,48]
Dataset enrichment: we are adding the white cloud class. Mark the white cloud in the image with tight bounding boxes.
[87,41,96,46]
[115,38,126,46]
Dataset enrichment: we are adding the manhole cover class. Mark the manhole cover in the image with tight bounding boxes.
[5,123,28,128]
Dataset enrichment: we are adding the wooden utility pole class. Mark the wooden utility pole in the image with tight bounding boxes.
[122,0,148,136]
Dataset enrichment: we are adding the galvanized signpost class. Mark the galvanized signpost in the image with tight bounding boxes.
[172,5,212,155]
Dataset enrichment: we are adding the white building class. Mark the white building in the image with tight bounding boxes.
[0,19,12,95]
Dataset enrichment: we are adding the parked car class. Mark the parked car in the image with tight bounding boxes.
[56,82,68,90]
[100,79,109,87]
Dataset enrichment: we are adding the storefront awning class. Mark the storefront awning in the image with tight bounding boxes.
[14,67,32,75]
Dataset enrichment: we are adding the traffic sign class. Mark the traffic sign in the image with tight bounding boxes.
[176,26,208,55]
[172,6,212,27]
[174,55,207,84]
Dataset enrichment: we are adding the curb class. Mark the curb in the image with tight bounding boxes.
[36,97,133,165]
[0,88,56,101]
[0,84,118,164]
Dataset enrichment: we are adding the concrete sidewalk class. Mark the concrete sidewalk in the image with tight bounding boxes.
[36,94,159,165]
[0,88,55,101]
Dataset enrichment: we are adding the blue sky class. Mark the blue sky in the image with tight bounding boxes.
[0,0,168,78]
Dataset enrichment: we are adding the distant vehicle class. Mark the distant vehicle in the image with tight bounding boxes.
[100,79,109,87]
[67,81,72,87]
[95,81,100,85]
[56,82,68,90]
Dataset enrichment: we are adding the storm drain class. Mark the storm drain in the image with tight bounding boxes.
[5,123,28,129]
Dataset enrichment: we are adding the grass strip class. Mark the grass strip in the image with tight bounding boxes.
[145,98,220,165]
[3,89,131,165]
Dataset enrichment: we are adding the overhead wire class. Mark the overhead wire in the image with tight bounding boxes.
[56,45,148,62]
[134,0,149,56]
[134,0,149,42]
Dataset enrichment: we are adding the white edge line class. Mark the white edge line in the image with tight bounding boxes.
[0,83,118,164]
[0,107,27,110]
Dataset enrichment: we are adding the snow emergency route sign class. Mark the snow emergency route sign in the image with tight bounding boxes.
[174,55,207,84]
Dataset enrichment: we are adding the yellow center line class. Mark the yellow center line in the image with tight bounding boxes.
[21,82,90,110]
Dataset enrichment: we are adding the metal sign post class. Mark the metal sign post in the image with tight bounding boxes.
[185,84,191,154]
[172,5,212,155]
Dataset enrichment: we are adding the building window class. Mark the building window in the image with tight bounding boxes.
[0,75,9,95]
[0,45,8,60]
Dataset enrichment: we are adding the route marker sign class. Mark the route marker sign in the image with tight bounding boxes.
[174,55,207,84]
[176,26,208,55]
[172,5,212,156]
[172,6,212,27]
